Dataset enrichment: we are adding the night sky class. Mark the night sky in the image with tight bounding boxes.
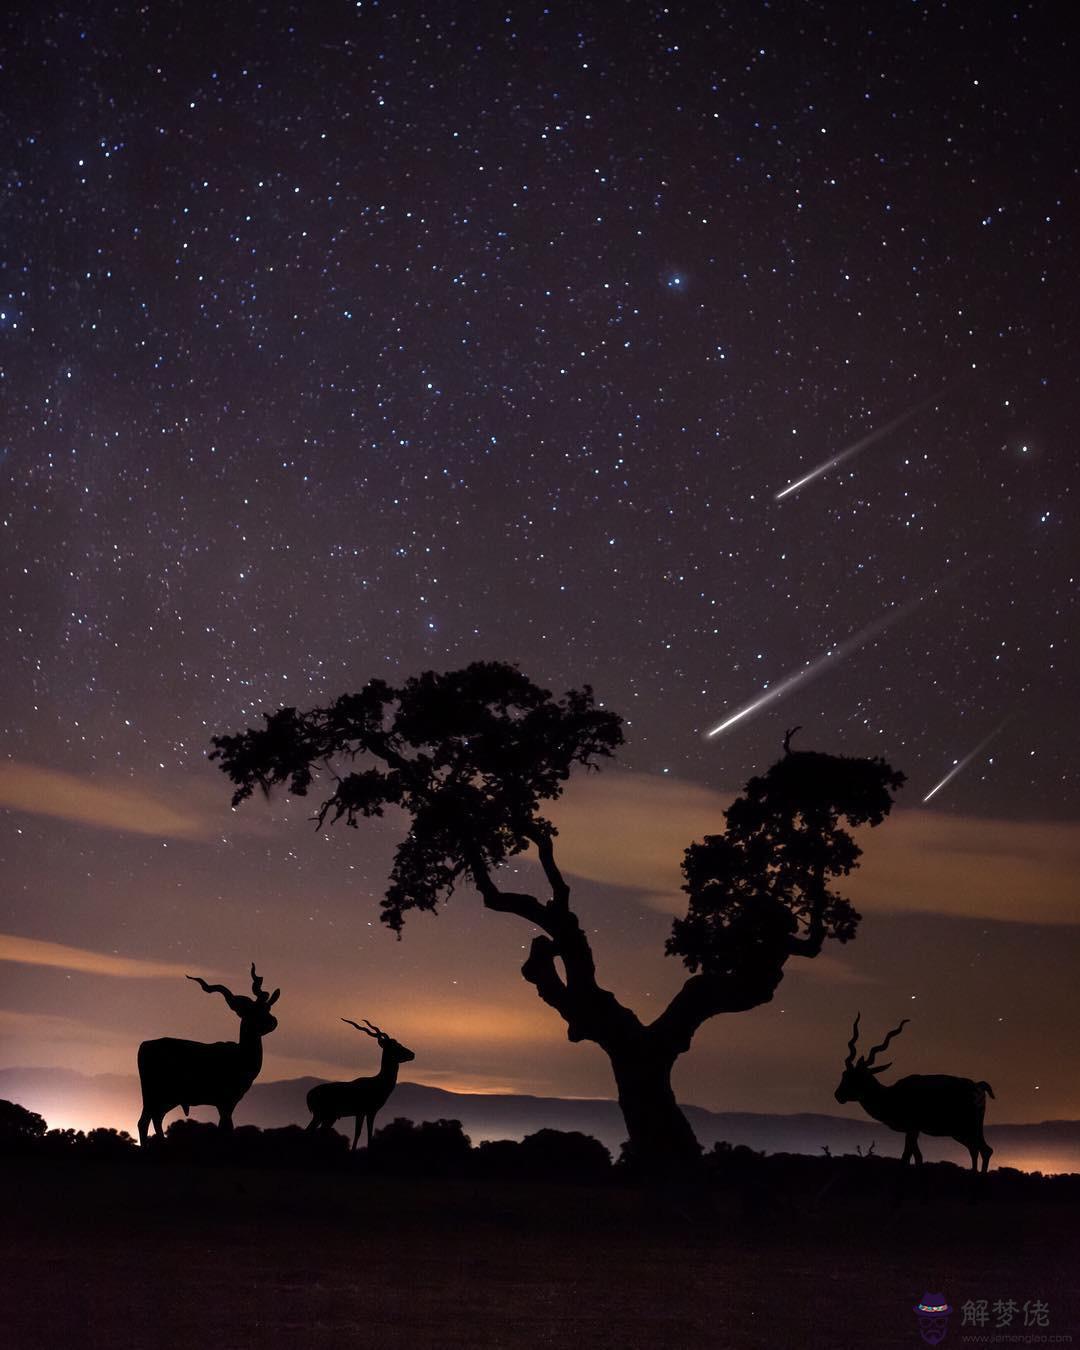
[2,3,1078,1132]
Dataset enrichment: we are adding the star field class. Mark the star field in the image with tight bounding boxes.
[1,2,1079,1121]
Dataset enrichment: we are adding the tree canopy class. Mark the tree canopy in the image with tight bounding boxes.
[211,662,622,932]
[670,745,905,977]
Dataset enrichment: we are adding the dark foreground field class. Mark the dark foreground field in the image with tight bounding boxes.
[2,1156,1077,1350]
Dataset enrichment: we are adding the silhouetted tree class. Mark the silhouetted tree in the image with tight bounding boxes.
[40,1128,83,1155]
[212,663,903,1173]
[0,1099,47,1149]
[520,1128,612,1178]
[369,1117,472,1175]
[163,1117,223,1161]
[89,1127,137,1154]
[256,1123,350,1168]
[477,1128,610,1181]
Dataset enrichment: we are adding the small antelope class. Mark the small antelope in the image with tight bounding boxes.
[835,1014,994,1173]
[307,1018,415,1150]
[137,963,279,1146]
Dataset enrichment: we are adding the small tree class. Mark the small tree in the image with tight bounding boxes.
[0,1099,47,1149]
[370,1117,473,1175]
[212,662,902,1173]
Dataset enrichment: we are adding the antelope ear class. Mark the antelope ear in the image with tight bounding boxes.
[268,988,281,1007]
[868,1061,892,1075]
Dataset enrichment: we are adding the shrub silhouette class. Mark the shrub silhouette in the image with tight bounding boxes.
[77,1128,138,1159]
[256,1124,350,1168]
[0,1099,47,1150]
[368,1117,472,1176]
[162,1117,226,1161]
[40,1128,83,1155]
[477,1129,612,1181]
[153,1118,351,1169]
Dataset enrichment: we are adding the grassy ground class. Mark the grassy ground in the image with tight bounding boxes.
[2,1157,1077,1349]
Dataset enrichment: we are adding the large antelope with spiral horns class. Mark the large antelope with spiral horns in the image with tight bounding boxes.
[306,1018,415,1150]
[137,963,279,1145]
[834,1014,994,1172]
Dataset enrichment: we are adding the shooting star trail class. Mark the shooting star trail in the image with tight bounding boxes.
[922,719,1012,803]
[705,593,927,740]
[774,391,944,500]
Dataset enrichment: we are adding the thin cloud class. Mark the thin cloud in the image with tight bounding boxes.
[339,1000,557,1047]
[0,1011,140,1083]
[850,810,1080,925]
[780,952,877,985]
[549,771,725,899]
[0,1008,132,1040]
[0,761,212,839]
[0,933,200,980]
[547,770,1080,927]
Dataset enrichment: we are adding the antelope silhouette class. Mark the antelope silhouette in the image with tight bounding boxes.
[834,1014,994,1173]
[306,1018,415,1150]
[137,963,279,1146]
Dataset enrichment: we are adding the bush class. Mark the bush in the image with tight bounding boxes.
[160,1117,224,1161]
[0,1099,47,1150]
[148,1118,351,1169]
[368,1117,472,1176]
[476,1129,611,1181]
[245,1124,350,1168]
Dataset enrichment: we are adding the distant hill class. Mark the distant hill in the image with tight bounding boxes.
[2,1066,1077,1174]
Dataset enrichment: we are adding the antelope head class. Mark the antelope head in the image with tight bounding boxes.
[187,962,281,1036]
[834,1013,908,1103]
[342,1017,415,1064]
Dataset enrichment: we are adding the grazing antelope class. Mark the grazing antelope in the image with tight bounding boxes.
[306,1018,415,1151]
[834,1014,994,1173]
[137,963,279,1146]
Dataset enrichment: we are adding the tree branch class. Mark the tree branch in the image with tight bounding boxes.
[787,907,826,958]
[786,875,827,958]
[521,936,585,1037]
[650,963,786,1056]
[529,830,571,910]
[466,851,551,930]
[465,846,642,1052]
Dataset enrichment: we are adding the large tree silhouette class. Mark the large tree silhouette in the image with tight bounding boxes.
[211,662,903,1172]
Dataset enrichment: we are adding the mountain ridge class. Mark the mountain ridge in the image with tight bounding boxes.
[3,1066,1077,1172]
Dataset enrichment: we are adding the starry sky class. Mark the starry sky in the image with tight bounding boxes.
[2,3,1078,1131]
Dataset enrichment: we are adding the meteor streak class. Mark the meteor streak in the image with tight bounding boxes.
[774,391,943,500]
[922,719,1012,803]
[705,595,926,740]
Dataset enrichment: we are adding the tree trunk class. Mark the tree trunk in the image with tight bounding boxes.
[610,1041,701,1173]
[518,925,702,1172]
